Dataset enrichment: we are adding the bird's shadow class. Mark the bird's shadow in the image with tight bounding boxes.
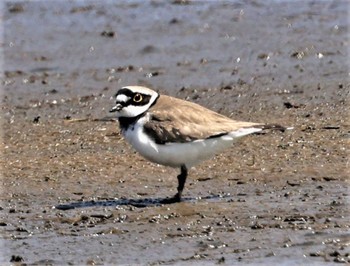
[55,194,232,210]
[55,197,192,210]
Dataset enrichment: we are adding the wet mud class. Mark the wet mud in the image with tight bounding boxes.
[1,1,349,265]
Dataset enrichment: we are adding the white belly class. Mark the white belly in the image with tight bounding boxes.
[122,117,261,168]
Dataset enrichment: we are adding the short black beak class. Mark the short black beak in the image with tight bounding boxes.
[109,104,122,113]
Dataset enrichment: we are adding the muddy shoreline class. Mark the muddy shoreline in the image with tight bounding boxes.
[1,1,349,265]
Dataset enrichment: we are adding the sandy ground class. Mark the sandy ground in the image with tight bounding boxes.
[1,1,349,265]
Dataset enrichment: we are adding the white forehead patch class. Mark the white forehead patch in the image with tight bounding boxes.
[116,94,130,103]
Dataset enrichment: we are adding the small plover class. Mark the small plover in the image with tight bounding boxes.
[110,86,285,203]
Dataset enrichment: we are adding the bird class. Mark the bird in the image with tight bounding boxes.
[110,86,285,203]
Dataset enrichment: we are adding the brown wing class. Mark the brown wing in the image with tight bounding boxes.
[143,95,263,144]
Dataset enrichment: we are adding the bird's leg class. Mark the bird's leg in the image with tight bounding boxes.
[174,165,188,201]
[161,165,188,204]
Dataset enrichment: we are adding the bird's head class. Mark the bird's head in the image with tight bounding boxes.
[110,86,159,118]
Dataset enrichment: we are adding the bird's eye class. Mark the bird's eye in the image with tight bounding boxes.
[133,93,143,103]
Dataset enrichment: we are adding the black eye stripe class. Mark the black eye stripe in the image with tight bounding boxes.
[117,101,127,107]
[115,89,152,107]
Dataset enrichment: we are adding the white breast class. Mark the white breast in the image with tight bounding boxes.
[122,115,262,168]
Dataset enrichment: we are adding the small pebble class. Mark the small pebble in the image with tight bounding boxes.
[334,257,346,263]
[330,250,341,257]
[10,255,23,262]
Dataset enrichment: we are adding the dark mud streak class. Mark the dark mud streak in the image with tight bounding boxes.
[56,198,167,210]
[55,194,233,210]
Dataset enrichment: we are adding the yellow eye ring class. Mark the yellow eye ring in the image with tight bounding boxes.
[133,93,143,103]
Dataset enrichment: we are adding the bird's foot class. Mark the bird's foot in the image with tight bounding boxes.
[160,193,181,204]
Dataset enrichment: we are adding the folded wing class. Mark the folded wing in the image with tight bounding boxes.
[144,95,264,144]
